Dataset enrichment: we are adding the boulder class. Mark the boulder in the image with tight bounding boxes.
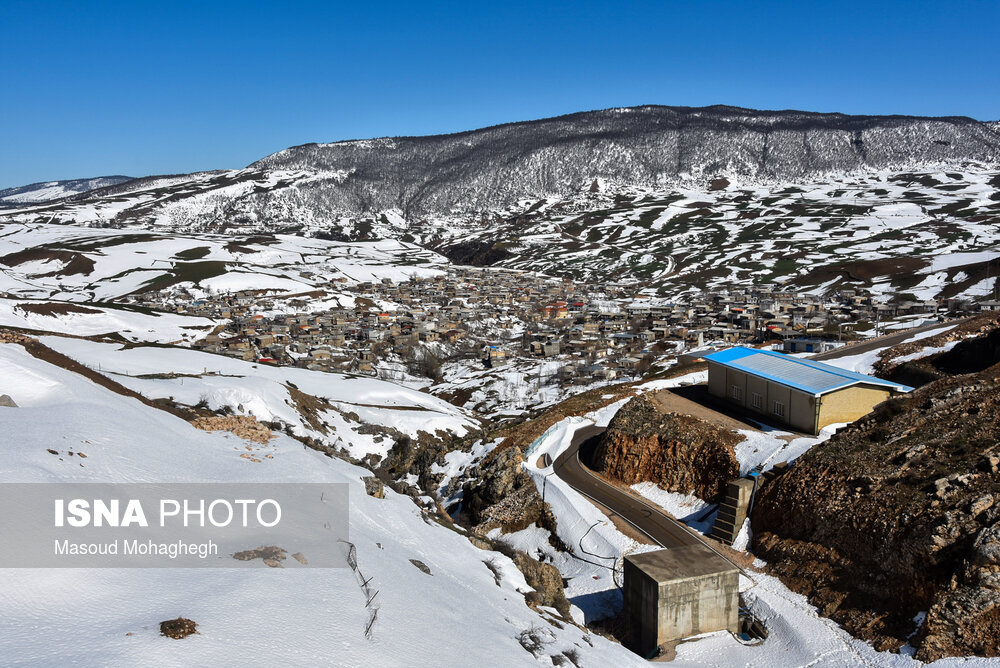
[160,617,198,639]
[362,476,384,499]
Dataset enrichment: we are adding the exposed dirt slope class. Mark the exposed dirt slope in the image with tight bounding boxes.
[752,359,1000,661]
[874,312,1000,387]
[591,394,741,502]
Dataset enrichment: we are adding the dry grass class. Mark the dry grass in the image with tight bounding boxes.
[495,362,707,453]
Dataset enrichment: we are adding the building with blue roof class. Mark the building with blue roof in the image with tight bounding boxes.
[703,347,913,434]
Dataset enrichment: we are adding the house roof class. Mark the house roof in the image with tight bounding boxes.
[703,346,913,397]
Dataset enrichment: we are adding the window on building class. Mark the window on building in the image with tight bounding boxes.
[751,392,762,410]
[773,400,785,418]
[730,385,742,401]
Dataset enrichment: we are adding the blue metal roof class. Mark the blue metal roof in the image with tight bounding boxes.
[703,347,914,396]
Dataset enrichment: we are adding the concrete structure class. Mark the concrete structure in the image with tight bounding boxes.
[711,478,757,545]
[704,347,913,434]
[623,545,739,655]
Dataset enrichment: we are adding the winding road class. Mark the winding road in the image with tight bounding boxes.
[552,425,702,549]
[551,319,966,553]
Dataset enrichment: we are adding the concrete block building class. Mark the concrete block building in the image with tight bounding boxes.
[623,545,739,655]
[704,347,912,434]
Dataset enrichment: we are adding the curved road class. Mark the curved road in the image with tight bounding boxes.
[551,320,969,553]
[552,425,703,549]
[811,316,963,361]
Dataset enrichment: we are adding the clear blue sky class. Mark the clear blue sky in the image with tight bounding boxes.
[2,0,998,188]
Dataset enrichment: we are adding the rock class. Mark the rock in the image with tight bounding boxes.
[969,495,995,517]
[971,524,1000,567]
[916,524,1000,661]
[0,330,30,345]
[467,535,493,551]
[233,545,287,564]
[160,617,198,639]
[480,447,528,501]
[463,446,542,531]
[592,395,741,501]
[0,395,16,408]
[752,364,1000,660]
[409,558,432,575]
[362,476,384,499]
[513,550,571,617]
[470,483,543,534]
[190,415,274,444]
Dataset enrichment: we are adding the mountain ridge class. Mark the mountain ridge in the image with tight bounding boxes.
[249,103,1000,216]
[6,104,998,216]
[0,175,134,207]
[263,104,992,154]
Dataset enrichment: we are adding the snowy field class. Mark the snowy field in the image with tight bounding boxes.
[37,336,477,462]
[0,340,640,667]
[0,223,449,302]
[0,298,215,343]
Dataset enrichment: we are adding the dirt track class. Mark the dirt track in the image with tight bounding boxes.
[646,387,759,432]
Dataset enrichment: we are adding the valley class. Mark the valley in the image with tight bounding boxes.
[2,104,1000,667]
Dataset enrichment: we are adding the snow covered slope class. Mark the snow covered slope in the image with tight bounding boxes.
[37,335,478,462]
[0,223,448,302]
[3,168,998,303]
[0,337,637,666]
[2,105,998,231]
[430,167,1000,301]
[0,175,134,207]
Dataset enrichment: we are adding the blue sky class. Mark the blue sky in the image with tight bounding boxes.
[2,0,998,188]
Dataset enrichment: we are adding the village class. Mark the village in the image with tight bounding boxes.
[120,266,999,397]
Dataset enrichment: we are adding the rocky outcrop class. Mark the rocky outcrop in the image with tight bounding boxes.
[362,476,384,499]
[191,415,274,444]
[0,330,30,345]
[513,551,571,617]
[874,312,1000,388]
[0,394,17,408]
[752,364,1000,661]
[463,447,544,533]
[591,395,741,501]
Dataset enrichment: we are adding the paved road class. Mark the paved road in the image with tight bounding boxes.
[549,319,969,552]
[811,317,961,361]
[552,425,700,549]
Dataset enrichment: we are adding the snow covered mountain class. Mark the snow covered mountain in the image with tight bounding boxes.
[251,105,1000,216]
[4,167,998,303]
[1,106,998,302]
[0,175,134,207]
[2,105,998,228]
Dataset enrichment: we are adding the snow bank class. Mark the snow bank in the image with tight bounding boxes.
[0,299,214,343]
[0,341,640,666]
